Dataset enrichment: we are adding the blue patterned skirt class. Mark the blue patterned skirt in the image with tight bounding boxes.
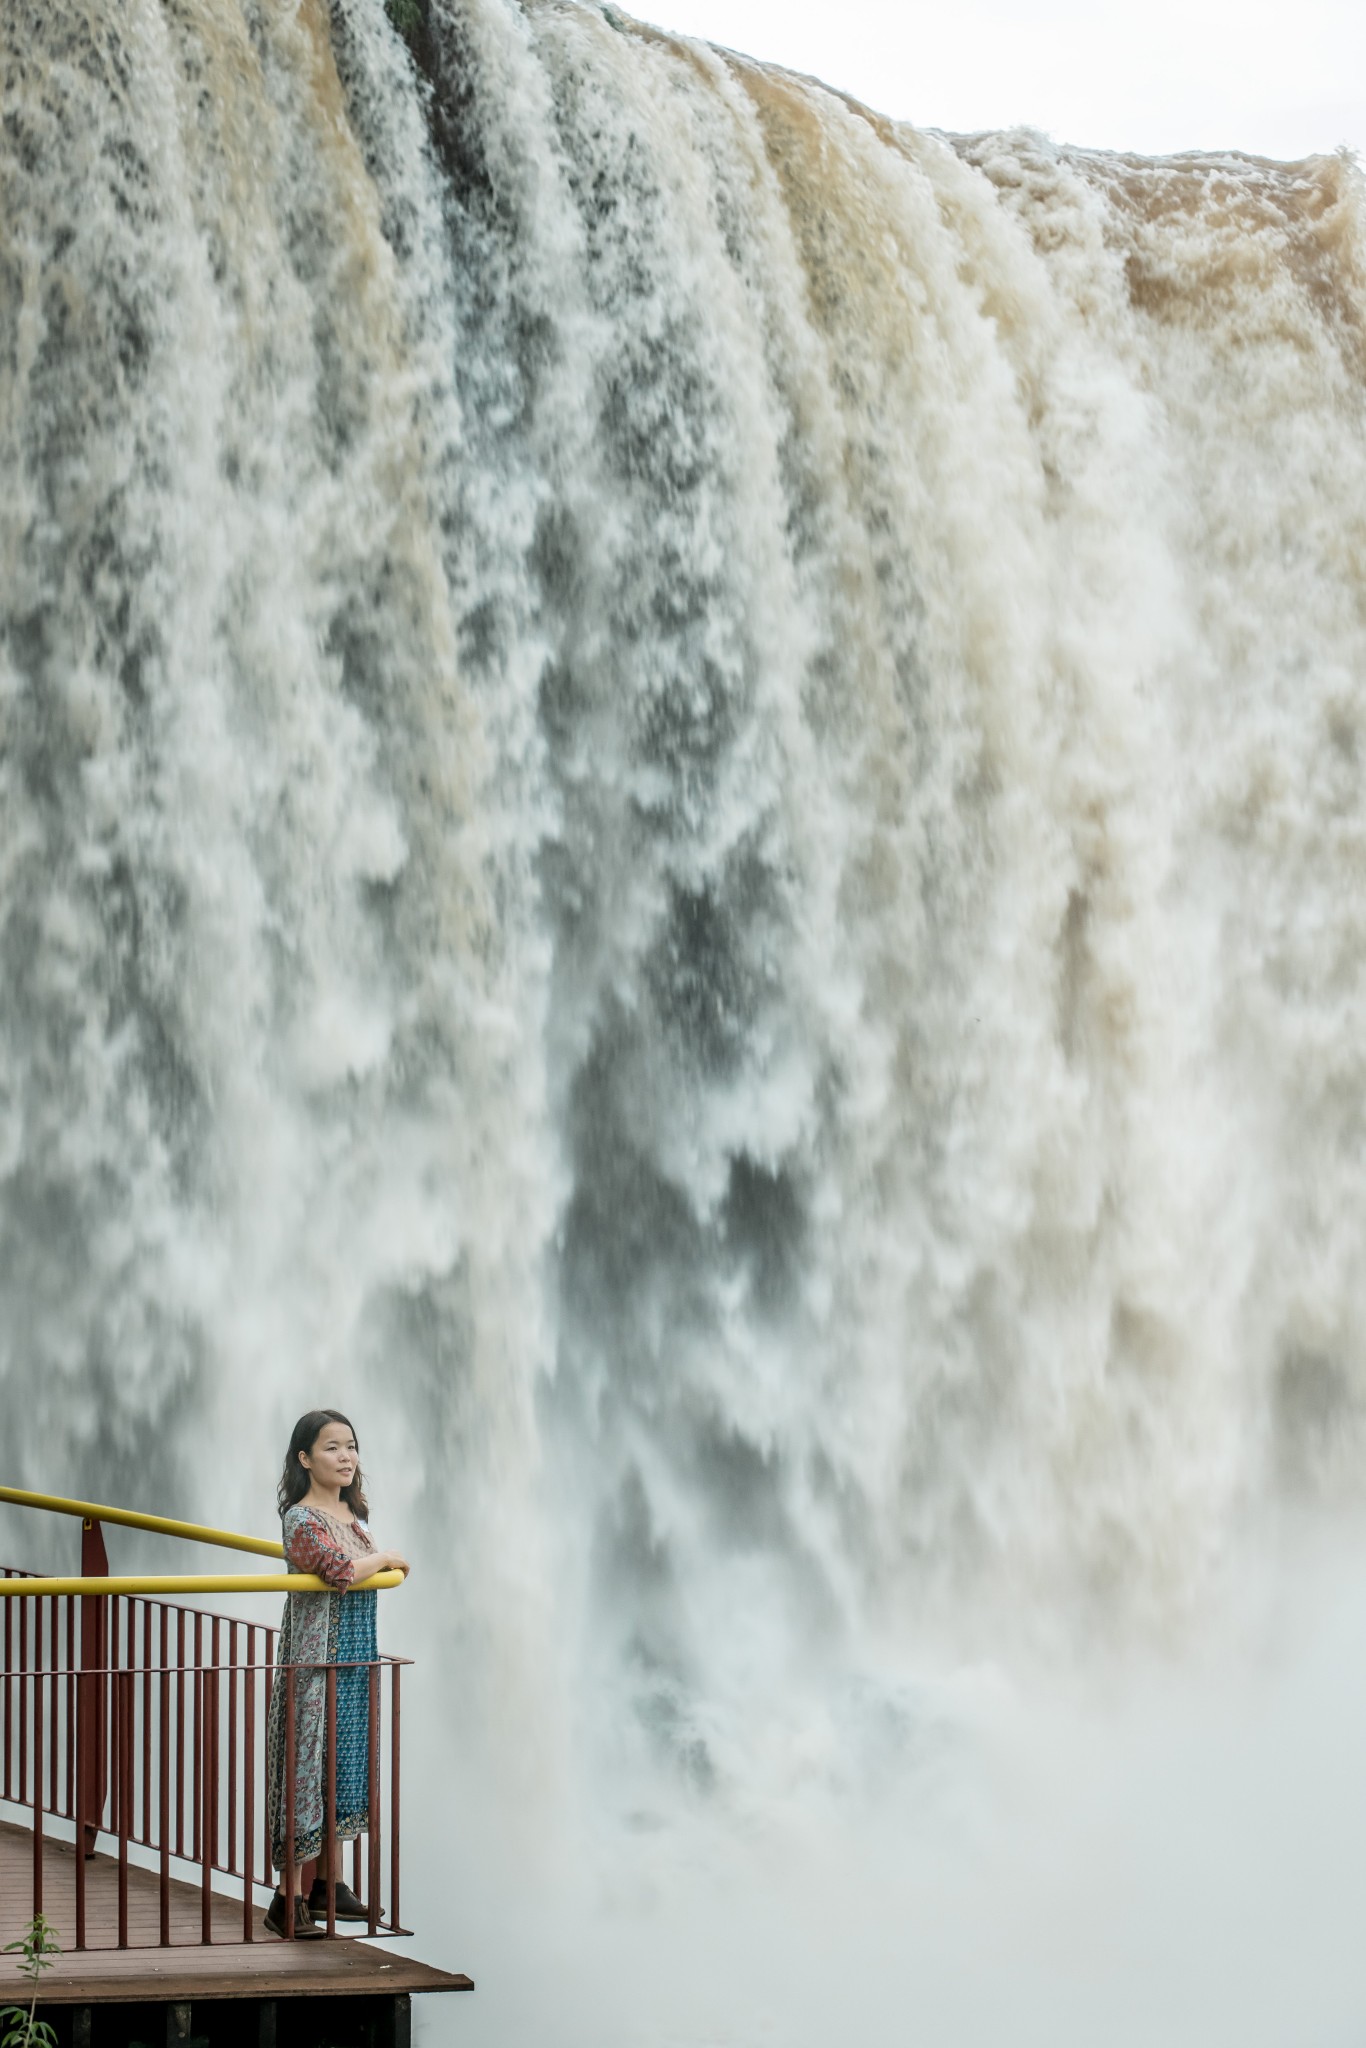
[267,1586,378,1869]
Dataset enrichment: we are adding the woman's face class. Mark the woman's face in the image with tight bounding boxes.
[300,1421,358,1493]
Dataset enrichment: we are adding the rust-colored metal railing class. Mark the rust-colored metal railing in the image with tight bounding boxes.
[0,1493,408,1951]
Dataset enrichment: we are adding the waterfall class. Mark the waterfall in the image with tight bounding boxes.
[4,2,1366,2040]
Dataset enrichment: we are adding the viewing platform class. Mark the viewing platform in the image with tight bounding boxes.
[0,1485,472,2046]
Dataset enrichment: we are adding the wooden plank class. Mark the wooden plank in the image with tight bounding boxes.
[0,1825,248,1947]
[0,1822,472,2002]
[23,1945,474,2003]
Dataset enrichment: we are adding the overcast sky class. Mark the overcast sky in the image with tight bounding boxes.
[637,0,1366,161]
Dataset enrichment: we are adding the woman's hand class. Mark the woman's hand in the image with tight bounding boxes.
[348,1547,412,1586]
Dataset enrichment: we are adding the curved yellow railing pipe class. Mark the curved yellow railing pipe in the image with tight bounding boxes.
[0,1571,404,1597]
[0,1484,283,1558]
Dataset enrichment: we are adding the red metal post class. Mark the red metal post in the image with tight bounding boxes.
[31,1671,43,1921]
[227,1619,238,1875]
[366,1664,380,1937]
[262,1630,274,1888]
[78,1517,109,1855]
[64,1595,76,1820]
[48,1595,58,1815]
[159,1606,171,1947]
[141,1601,152,1842]
[324,1665,338,1937]
[18,1595,28,1805]
[209,1618,221,1870]
[108,1602,121,1865]
[74,1669,86,1949]
[202,1620,218,1943]
[390,1662,402,1934]
[192,1610,203,1862]
[3,1578,11,1801]
[243,1657,256,1943]
[117,1669,132,1949]
[176,1606,187,1859]
[283,1665,296,1940]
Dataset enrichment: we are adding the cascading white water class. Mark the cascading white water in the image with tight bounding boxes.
[4,2,1366,2040]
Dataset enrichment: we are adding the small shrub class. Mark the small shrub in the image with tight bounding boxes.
[0,1913,60,2048]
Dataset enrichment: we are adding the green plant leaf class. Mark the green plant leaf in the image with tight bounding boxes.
[4,1914,61,1987]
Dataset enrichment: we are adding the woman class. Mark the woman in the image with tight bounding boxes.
[264,1409,410,1939]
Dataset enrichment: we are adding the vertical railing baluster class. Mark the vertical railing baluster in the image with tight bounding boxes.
[117,1668,132,1949]
[79,1518,109,1858]
[142,1600,152,1843]
[283,1665,297,1941]
[48,1595,58,1815]
[192,1610,203,1863]
[160,1606,171,1948]
[176,1606,187,1860]
[74,1650,86,1951]
[366,1663,380,1937]
[202,1618,219,1943]
[3,1578,11,1803]
[210,1617,221,1872]
[31,1670,43,1922]
[228,1619,238,1875]
[262,1630,274,1889]
[64,1595,76,1819]
[390,1662,402,1933]
[243,1654,256,1943]
[18,1595,28,1806]
[108,1603,121,1865]
[324,1665,338,1937]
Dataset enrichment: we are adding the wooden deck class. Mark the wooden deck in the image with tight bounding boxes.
[0,1822,472,2003]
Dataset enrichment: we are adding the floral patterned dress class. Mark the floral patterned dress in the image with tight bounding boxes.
[266,1504,378,1871]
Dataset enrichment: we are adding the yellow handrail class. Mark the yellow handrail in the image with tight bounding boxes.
[0,1572,403,1597]
[0,1482,282,1556]
[0,1486,402,1595]
[0,1484,283,1558]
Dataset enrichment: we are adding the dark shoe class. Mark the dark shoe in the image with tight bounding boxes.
[264,1889,325,1940]
[309,1877,371,1921]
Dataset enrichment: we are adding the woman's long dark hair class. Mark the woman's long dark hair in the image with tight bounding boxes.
[277,1409,369,1521]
